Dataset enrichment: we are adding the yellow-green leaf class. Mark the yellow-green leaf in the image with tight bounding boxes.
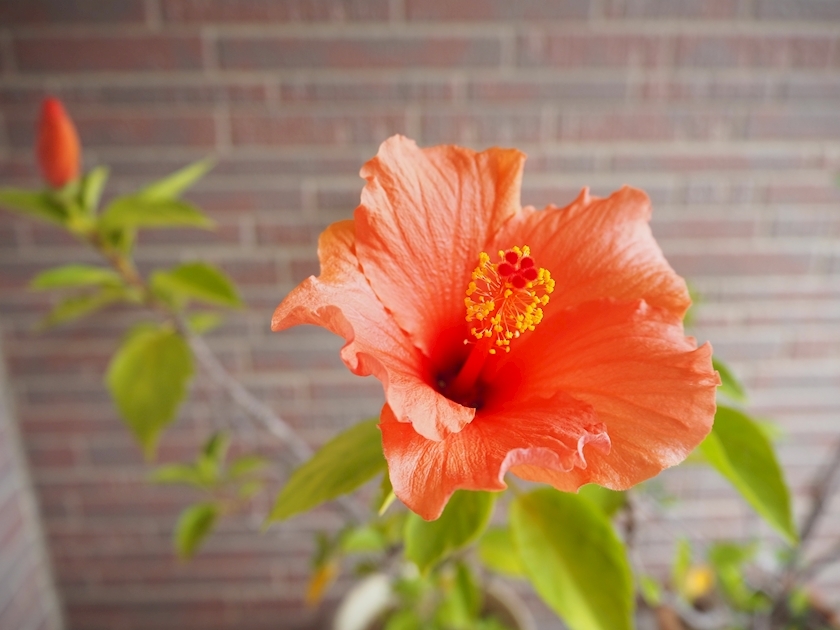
[106,326,194,459]
[175,502,218,559]
[479,526,526,578]
[100,196,213,231]
[699,406,797,544]
[30,264,122,290]
[81,166,109,214]
[268,419,385,522]
[39,288,128,328]
[404,490,496,574]
[713,357,747,403]
[0,188,67,225]
[151,262,241,308]
[511,489,633,630]
[139,157,215,201]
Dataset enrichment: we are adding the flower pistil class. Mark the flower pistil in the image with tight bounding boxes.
[465,246,554,355]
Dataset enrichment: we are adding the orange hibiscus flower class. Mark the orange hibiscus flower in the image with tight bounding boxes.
[273,136,719,520]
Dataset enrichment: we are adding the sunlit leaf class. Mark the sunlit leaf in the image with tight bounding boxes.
[186,311,224,334]
[175,502,218,559]
[479,526,526,578]
[340,526,387,554]
[638,574,662,607]
[150,463,205,488]
[151,262,241,308]
[713,357,747,403]
[227,455,267,479]
[0,188,66,225]
[138,157,215,201]
[30,264,122,290]
[39,288,128,328]
[404,490,496,574]
[81,166,109,213]
[100,196,213,231]
[511,488,633,630]
[375,473,397,516]
[268,419,385,522]
[700,406,797,544]
[105,325,194,459]
[578,484,626,517]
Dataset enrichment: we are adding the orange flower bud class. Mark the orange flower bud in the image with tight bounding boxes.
[36,97,80,188]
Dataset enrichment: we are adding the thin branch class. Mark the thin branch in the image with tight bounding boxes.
[798,437,840,549]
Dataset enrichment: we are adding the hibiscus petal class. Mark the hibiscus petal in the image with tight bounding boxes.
[272,220,473,441]
[355,135,526,358]
[491,299,719,490]
[500,186,689,320]
[380,393,609,521]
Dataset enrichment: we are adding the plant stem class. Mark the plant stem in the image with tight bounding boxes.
[87,235,366,523]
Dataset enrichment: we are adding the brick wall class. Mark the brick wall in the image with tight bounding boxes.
[1,0,840,628]
[0,333,63,630]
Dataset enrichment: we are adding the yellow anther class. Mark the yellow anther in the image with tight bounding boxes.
[463,246,553,354]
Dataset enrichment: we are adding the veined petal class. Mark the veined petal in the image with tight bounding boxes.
[499,186,689,320]
[356,135,526,357]
[272,220,473,441]
[380,393,609,521]
[492,299,719,489]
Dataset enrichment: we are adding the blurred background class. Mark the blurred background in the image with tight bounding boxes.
[1,1,840,629]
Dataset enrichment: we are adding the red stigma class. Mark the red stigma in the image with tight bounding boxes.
[504,250,520,265]
[498,262,515,277]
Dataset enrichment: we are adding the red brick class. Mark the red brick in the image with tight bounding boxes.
[188,188,302,212]
[518,33,664,67]
[668,252,815,277]
[605,0,739,18]
[468,78,628,101]
[421,111,543,144]
[162,0,389,22]
[757,0,840,20]
[280,79,454,103]
[218,36,502,69]
[55,82,268,106]
[406,0,590,20]
[13,35,204,73]
[673,35,821,68]
[748,112,840,139]
[0,0,146,24]
[230,112,408,146]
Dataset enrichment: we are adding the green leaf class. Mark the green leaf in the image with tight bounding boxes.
[700,406,797,544]
[404,490,496,574]
[100,196,213,231]
[150,463,205,488]
[227,455,268,479]
[202,432,229,463]
[40,288,128,328]
[478,526,526,578]
[340,525,387,554]
[437,561,482,627]
[138,157,215,201]
[175,502,218,559]
[578,485,626,517]
[151,262,241,309]
[672,538,692,592]
[268,419,385,522]
[0,188,67,225]
[713,357,747,403]
[30,264,122,290]
[186,311,224,334]
[81,166,109,214]
[375,472,397,516]
[638,574,663,607]
[105,326,194,459]
[511,488,634,630]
